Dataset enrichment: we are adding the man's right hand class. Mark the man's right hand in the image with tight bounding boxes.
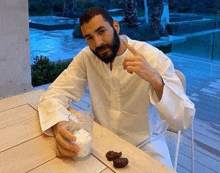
[52,121,80,158]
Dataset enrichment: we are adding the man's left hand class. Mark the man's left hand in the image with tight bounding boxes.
[122,40,164,100]
[122,40,159,83]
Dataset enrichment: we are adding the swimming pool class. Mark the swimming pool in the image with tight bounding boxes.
[29,16,79,25]
[172,30,219,62]
[29,28,219,65]
[29,28,87,65]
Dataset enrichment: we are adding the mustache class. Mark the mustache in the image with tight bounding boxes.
[95,44,111,52]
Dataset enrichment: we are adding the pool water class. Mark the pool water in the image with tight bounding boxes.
[172,31,219,62]
[29,18,219,65]
[29,28,87,65]
[29,16,123,65]
[29,16,79,25]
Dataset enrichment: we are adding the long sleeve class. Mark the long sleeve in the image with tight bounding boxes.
[148,50,195,132]
[38,50,88,136]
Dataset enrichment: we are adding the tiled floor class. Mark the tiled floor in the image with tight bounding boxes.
[167,53,220,124]
[33,54,219,173]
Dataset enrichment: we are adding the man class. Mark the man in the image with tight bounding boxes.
[38,6,195,169]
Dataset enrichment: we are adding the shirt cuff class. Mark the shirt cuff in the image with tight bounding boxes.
[39,107,70,136]
[43,128,54,136]
[148,83,160,104]
[149,81,184,116]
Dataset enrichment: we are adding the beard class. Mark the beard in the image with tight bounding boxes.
[90,29,120,64]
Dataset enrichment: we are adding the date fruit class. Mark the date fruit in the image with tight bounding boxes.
[106,150,122,161]
[113,158,129,168]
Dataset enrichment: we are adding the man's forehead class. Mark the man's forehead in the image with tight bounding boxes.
[81,15,109,32]
[92,14,106,22]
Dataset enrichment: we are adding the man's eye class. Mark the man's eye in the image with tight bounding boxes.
[87,36,93,40]
[99,30,105,34]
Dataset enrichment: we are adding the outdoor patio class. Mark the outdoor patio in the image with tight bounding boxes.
[33,53,220,173]
[1,0,219,172]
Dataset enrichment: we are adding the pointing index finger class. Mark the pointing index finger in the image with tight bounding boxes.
[123,40,139,56]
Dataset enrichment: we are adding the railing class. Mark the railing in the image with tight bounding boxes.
[170,13,220,62]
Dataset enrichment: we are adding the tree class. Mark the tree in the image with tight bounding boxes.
[72,0,77,17]
[63,0,68,17]
[62,0,78,18]
[150,0,164,35]
[121,0,139,28]
[100,0,112,9]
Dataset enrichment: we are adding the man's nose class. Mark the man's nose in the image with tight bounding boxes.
[94,36,103,47]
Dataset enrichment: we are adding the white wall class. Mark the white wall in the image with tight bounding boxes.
[0,0,32,98]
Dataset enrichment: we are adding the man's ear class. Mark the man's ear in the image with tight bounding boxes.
[113,20,120,34]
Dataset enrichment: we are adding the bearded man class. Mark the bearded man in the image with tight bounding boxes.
[38,6,195,169]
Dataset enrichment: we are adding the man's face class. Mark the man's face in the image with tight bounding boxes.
[81,15,120,64]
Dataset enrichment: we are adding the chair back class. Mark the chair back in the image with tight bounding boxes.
[166,70,194,173]
[175,69,186,91]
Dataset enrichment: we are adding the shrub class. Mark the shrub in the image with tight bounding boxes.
[157,44,172,54]
[29,1,51,16]
[120,24,167,41]
[119,24,143,40]
[50,59,72,81]
[72,25,84,38]
[31,56,52,87]
[77,1,98,9]
[166,20,217,35]
[31,55,72,87]
[53,2,63,13]
[178,6,191,13]
[138,24,161,41]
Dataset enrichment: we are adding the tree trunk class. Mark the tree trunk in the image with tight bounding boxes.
[144,0,149,24]
[150,0,164,35]
[63,0,68,17]
[121,0,139,28]
[72,0,77,17]
[104,0,112,9]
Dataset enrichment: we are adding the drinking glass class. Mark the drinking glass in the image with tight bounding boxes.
[68,111,93,160]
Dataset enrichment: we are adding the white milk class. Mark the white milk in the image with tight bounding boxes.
[73,128,92,158]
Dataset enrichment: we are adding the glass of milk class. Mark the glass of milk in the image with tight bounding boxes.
[68,111,93,160]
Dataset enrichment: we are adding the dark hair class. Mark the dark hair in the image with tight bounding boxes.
[80,6,114,28]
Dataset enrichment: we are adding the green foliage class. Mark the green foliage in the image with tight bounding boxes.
[178,6,191,13]
[31,56,52,86]
[77,1,98,10]
[50,59,72,80]
[138,24,161,41]
[29,0,220,16]
[169,0,220,13]
[29,1,51,16]
[119,24,164,41]
[166,19,218,35]
[72,25,84,38]
[52,1,63,13]
[120,25,143,40]
[111,0,123,9]
[166,24,175,35]
[157,44,172,54]
[31,55,72,87]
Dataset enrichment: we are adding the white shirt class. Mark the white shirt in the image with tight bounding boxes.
[38,35,195,146]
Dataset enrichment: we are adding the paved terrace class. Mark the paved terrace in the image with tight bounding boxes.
[33,54,220,173]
